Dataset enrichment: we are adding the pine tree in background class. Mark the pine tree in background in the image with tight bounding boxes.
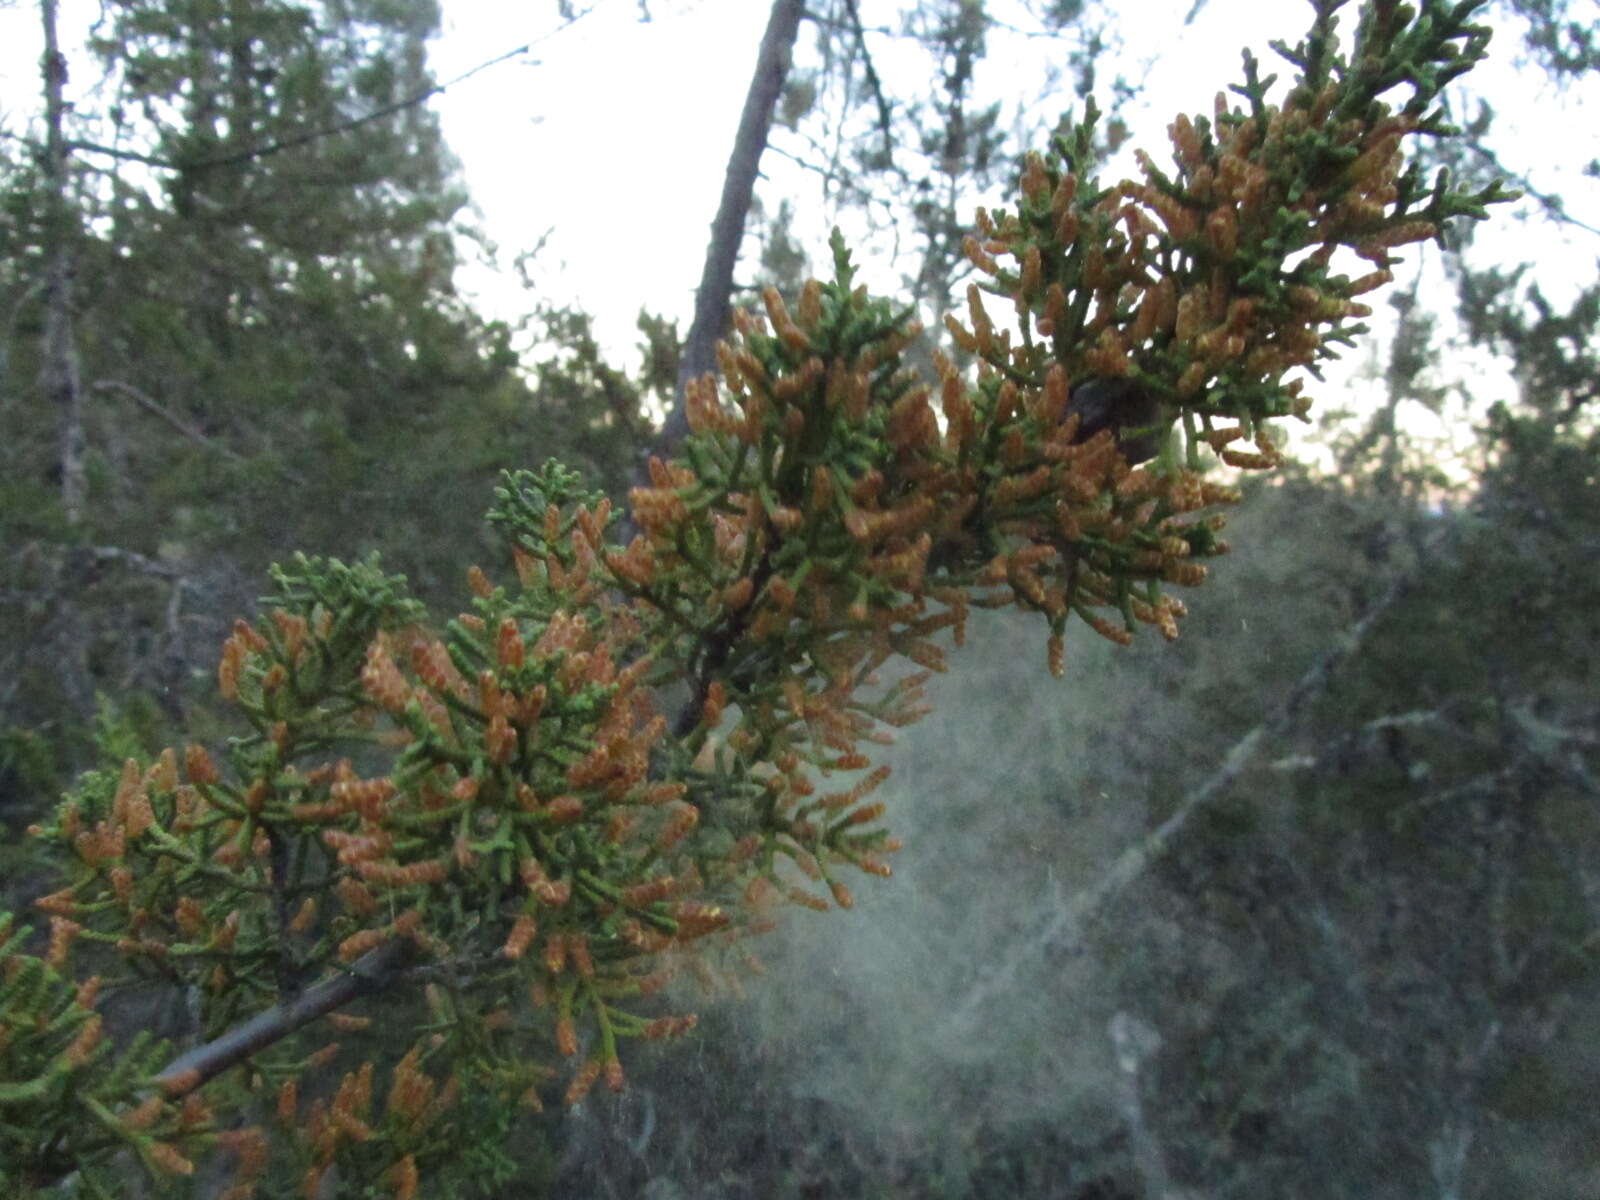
[0,0,642,797]
[71,0,556,573]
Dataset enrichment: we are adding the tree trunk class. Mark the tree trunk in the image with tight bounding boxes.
[38,0,86,525]
[650,0,806,463]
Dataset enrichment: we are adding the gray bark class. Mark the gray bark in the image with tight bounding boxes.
[38,0,86,525]
[650,0,806,464]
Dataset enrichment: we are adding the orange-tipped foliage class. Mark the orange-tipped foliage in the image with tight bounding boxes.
[14,4,1514,1192]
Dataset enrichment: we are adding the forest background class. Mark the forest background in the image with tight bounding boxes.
[0,0,1597,1196]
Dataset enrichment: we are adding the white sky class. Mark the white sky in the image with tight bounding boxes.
[425,0,1319,343]
[422,2,1593,324]
[416,0,1600,480]
[428,1,775,339]
[1,0,1595,474]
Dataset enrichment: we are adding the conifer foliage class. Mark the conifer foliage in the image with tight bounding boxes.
[2,2,1513,1194]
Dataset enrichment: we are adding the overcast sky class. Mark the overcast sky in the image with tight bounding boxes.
[2,0,1593,469]
[425,0,1593,478]
[420,1,1591,340]
[424,0,1311,342]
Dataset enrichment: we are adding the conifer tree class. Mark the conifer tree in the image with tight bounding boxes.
[1,0,624,789]
[0,2,1515,1194]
